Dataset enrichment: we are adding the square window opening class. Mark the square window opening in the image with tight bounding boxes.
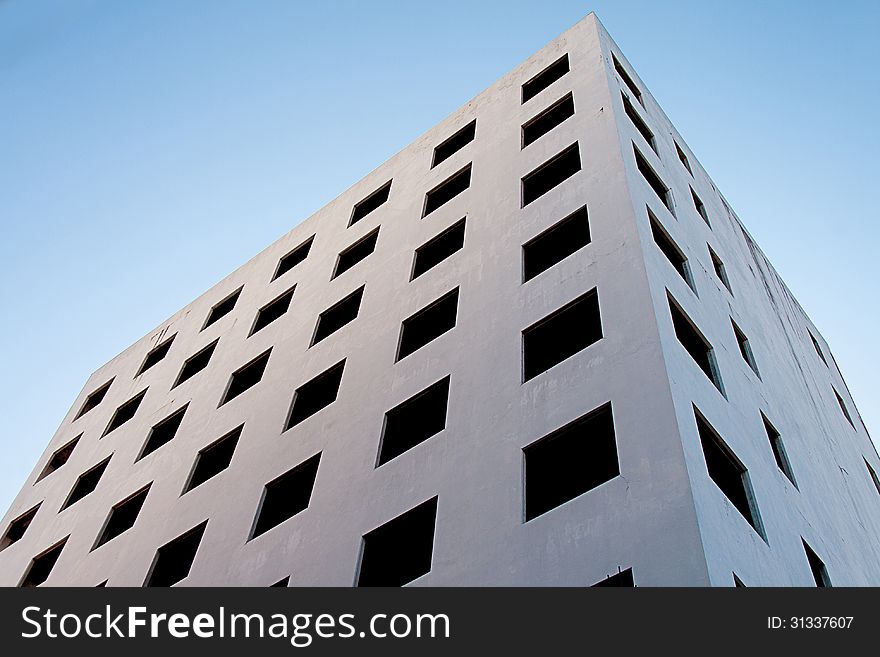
[285,361,345,430]
[75,378,114,420]
[411,218,466,280]
[19,537,68,587]
[523,206,591,282]
[333,228,379,279]
[144,521,207,587]
[93,484,151,549]
[432,120,476,167]
[349,181,392,226]
[220,349,272,406]
[250,453,321,539]
[36,435,81,482]
[183,425,243,494]
[250,288,295,336]
[61,456,111,510]
[667,294,724,394]
[423,164,472,218]
[203,287,243,329]
[311,287,365,346]
[377,376,450,466]
[396,288,459,361]
[272,237,314,280]
[137,404,188,461]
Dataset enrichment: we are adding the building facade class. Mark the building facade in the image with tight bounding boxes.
[2,14,878,587]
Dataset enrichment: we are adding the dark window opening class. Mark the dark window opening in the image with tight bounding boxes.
[378,376,449,466]
[273,237,314,280]
[183,425,242,494]
[285,361,345,430]
[523,206,590,282]
[1,503,41,552]
[522,54,569,103]
[675,141,693,175]
[524,402,618,521]
[691,187,710,226]
[411,218,466,280]
[864,458,880,496]
[649,209,695,291]
[251,453,321,539]
[271,577,289,587]
[809,331,828,366]
[612,53,642,105]
[93,484,150,549]
[522,143,581,207]
[144,521,207,587]
[834,388,855,429]
[95,580,108,587]
[137,335,175,376]
[61,456,111,510]
[802,540,831,587]
[522,93,575,148]
[732,320,760,378]
[333,228,379,279]
[138,404,188,461]
[350,181,392,226]
[173,340,219,387]
[762,414,796,488]
[695,409,765,539]
[668,294,724,394]
[523,289,602,381]
[36,435,80,482]
[733,573,747,587]
[220,349,271,405]
[311,286,365,346]
[634,145,673,214]
[708,245,732,294]
[432,120,476,167]
[357,497,438,587]
[102,389,148,436]
[250,288,295,336]
[621,92,655,152]
[396,288,459,361]
[19,537,67,587]
[203,287,243,329]
[75,378,113,420]
[423,164,472,217]
[591,568,634,587]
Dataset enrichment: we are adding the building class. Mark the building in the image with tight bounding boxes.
[2,13,878,587]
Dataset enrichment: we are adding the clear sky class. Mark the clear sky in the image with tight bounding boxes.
[1,0,878,516]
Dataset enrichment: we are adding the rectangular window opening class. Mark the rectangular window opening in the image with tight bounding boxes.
[522,93,575,148]
[144,521,207,587]
[522,54,569,103]
[333,228,379,279]
[61,456,111,510]
[1,503,41,552]
[272,236,314,280]
[732,319,761,379]
[203,287,243,329]
[612,53,642,105]
[675,141,693,175]
[411,218,466,280]
[808,331,828,366]
[802,540,831,587]
[137,334,176,375]
[377,376,450,466]
[183,425,243,494]
[762,414,797,488]
[621,92,655,152]
[311,286,365,346]
[250,288,295,336]
[833,388,855,429]
[432,120,476,167]
[691,187,710,226]
[138,404,188,461]
[350,181,392,226]
[75,378,113,420]
[285,360,345,430]
[634,144,673,214]
[251,453,321,539]
[667,294,724,394]
[523,206,591,282]
[19,537,68,587]
[93,484,151,549]
[423,164,472,217]
[102,389,147,437]
[695,408,765,540]
[396,288,459,361]
[522,143,581,207]
[220,349,272,405]
[864,458,880,496]
[708,245,732,294]
[357,497,438,587]
[523,288,602,382]
[173,340,219,386]
[648,209,695,291]
[524,402,618,521]
[36,435,80,482]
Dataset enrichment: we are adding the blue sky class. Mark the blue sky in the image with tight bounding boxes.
[1,0,878,516]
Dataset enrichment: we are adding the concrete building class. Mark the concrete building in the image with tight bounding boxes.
[2,13,878,587]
